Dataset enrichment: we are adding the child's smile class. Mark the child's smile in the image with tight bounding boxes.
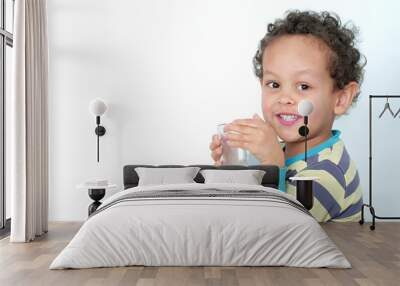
[276,113,302,127]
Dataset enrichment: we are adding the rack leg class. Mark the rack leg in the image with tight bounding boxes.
[359,204,376,230]
[369,206,376,231]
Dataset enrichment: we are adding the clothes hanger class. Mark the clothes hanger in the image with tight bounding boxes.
[394,106,400,118]
[378,97,395,118]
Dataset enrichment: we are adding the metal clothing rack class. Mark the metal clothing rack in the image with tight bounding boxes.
[360,95,400,230]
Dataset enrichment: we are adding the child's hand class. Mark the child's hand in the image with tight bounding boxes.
[209,134,223,166]
[224,114,285,167]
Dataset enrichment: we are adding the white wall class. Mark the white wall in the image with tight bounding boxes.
[48,0,400,221]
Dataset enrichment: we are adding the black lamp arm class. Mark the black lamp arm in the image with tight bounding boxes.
[298,116,309,163]
[94,116,106,162]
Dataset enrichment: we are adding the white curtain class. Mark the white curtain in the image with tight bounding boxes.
[9,0,48,242]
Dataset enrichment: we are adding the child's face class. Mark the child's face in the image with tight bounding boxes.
[260,35,338,143]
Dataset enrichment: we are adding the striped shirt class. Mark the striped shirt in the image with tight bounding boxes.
[247,129,363,222]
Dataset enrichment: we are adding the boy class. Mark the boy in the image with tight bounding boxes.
[209,10,366,222]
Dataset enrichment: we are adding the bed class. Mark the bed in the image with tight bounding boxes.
[49,164,351,269]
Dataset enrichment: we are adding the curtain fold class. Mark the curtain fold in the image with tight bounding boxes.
[10,0,48,242]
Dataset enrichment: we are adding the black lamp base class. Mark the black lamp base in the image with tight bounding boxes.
[298,125,309,137]
[88,189,105,216]
[95,126,106,136]
[296,180,314,210]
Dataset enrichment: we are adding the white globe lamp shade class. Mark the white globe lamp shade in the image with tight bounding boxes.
[298,99,314,116]
[89,99,107,116]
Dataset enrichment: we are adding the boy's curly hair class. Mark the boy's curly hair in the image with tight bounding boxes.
[253,10,367,104]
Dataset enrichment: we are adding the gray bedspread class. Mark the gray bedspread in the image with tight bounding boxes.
[50,183,351,269]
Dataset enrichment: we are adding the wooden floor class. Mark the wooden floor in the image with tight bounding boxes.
[0,222,399,286]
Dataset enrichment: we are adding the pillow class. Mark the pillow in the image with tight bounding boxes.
[135,167,201,186]
[200,169,266,185]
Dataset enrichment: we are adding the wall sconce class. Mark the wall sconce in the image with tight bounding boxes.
[297,99,313,163]
[89,98,107,162]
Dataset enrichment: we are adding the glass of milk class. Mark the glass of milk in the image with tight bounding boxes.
[217,123,248,165]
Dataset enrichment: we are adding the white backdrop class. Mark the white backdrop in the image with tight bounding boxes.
[47,0,400,220]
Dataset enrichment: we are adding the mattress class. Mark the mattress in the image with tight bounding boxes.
[50,183,351,269]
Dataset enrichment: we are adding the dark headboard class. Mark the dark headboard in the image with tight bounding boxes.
[123,164,280,190]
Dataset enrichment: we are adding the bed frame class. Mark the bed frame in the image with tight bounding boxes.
[123,164,280,190]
